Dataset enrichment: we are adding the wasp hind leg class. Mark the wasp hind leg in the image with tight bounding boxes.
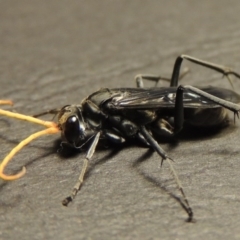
[173,84,240,135]
[170,55,240,88]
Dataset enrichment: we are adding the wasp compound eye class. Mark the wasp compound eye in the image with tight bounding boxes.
[64,115,81,144]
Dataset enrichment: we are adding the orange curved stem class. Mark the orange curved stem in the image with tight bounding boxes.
[0,127,60,180]
[0,100,14,106]
[0,109,57,128]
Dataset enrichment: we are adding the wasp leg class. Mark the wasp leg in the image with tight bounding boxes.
[151,119,175,138]
[140,125,170,161]
[135,68,189,88]
[103,129,126,144]
[62,132,101,206]
[139,125,193,222]
[33,109,61,118]
[137,132,150,146]
[181,85,240,113]
[135,74,170,88]
[174,85,240,132]
[170,55,240,88]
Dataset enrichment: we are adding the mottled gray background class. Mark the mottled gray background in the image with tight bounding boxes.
[1,1,240,239]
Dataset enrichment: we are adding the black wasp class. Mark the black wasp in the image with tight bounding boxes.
[1,55,240,222]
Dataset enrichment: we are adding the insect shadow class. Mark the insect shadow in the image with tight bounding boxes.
[133,148,192,217]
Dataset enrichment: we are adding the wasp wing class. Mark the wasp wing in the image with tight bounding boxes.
[108,87,240,110]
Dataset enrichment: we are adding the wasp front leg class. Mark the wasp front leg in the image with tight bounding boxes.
[33,109,61,118]
[62,132,101,206]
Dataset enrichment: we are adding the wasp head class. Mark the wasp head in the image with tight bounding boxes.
[57,105,91,148]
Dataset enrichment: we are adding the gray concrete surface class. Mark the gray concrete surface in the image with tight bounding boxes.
[1,0,240,239]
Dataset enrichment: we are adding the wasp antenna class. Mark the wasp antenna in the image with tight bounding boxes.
[0,100,14,106]
[0,127,60,181]
[0,109,57,128]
